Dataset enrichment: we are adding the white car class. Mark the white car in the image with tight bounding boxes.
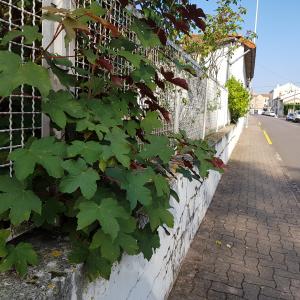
[293,111,300,122]
[263,111,276,117]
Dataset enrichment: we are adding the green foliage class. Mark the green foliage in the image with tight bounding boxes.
[226,77,250,123]
[9,137,66,180]
[0,0,223,281]
[0,51,51,98]
[0,243,38,277]
[284,104,300,115]
[0,176,41,225]
[0,25,42,46]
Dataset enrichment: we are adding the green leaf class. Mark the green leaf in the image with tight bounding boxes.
[82,49,98,64]
[1,25,42,46]
[0,242,38,277]
[108,37,136,51]
[0,230,10,258]
[90,230,120,262]
[153,175,170,197]
[76,118,105,140]
[59,159,100,199]
[134,225,160,260]
[67,141,102,164]
[33,199,65,226]
[90,220,138,262]
[139,135,174,164]
[9,136,66,180]
[46,58,76,87]
[130,19,161,48]
[42,91,86,128]
[194,147,214,178]
[140,111,162,134]
[77,198,130,240]
[117,50,146,68]
[107,168,153,210]
[68,241,89,263]
[102,127,131,168]
[145,205,174,231]
[0,51,51,98]
[86,249,112,280]
[0,176,41,225]
[62,17,89,45]
[131,62,156,84]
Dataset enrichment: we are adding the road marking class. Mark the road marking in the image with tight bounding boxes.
[263,130,272,145]
[258,121,261,127]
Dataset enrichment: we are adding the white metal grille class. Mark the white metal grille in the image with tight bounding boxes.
[0,0,42,176]
[0,0,230,177]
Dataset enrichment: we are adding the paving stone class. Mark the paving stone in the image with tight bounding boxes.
[168,118,300,300]
[242,282,260,300]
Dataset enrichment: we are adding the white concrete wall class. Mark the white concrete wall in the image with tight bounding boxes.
[67,118,245,300]
[228,45,247,87]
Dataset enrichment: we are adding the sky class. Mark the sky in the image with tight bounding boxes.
[190,0,300,93]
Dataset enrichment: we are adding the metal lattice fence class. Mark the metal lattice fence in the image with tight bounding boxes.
[0,0,42,176]
[0,0,229,176]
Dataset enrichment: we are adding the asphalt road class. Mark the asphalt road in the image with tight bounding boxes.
[254,115,300,190]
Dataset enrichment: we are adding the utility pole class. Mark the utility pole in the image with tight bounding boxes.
[293,90,296,112]
[254,0,259,44]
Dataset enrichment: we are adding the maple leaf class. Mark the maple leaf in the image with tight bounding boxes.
[140,111,163,134]
[130,19,161,48]
[67,140,102,164]
[62,16,89,45]
[1,25,42,46]
[134,225,160,260]
[59,158,100,199]
[0,51,51,98]
[102,127,131,168]
[0,243,38,277]
[42,90,87,128]
[139,135,174,164]
[145,203,174,231]
[0,176,41,225]
[32,199,65,227]
[105,167,153,209]
[9,137,66,180]
[90,219,138,262]
[77,198,130,240]
[160,67,189,90]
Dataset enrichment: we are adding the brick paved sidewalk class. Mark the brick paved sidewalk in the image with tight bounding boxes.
[169,117,300,300]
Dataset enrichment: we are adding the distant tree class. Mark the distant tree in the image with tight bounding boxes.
[226,77,250,123]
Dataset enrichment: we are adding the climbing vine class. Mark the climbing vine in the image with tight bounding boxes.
[0,0,224,280]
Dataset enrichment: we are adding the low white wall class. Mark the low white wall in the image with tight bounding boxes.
[70,118,245,300]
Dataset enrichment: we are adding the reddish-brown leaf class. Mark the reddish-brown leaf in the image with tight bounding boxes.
[160,68,189,90]
[155,73,165,90]
[186,4,206,20]
[183,159,193,169]
[171,77,189,90]
[136,82,158,102]
[175,20,190,35]
[119,0,129,7]
[85,13,120,37]
[144,100,171,123]
[210,157,226,169]
[111,75,124,87]
[97,57,113,72]
[194,18,206,32]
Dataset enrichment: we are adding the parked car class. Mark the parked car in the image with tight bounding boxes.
[286,113,295,121]
[263,111,276,117]
[293,111,300,122]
